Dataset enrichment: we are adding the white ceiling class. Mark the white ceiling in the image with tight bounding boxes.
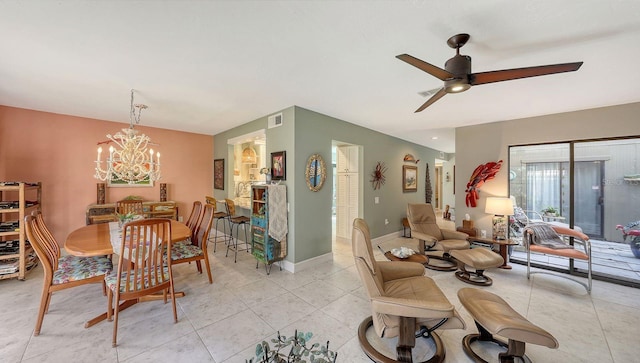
[2,1,640,153]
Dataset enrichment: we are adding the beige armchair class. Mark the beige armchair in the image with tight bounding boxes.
[406,203,470,271]
[352,218,465,362]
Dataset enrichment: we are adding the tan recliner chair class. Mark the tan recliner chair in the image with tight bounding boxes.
[352,218,465,362]
[406,203,470,271]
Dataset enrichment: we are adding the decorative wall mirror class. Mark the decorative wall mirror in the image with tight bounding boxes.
[305,154,326,192]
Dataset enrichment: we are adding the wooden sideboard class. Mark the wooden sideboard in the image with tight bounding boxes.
[86,201,178,225]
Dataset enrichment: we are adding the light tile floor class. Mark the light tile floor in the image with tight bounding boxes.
[1,235,640,362]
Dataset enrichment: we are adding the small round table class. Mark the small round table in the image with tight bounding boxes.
[383,251,429,265]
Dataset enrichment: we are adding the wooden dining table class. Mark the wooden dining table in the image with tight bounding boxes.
[65,219,191,257]
[64,219,191,328]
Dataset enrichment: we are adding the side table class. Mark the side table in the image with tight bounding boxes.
[467,237,518,269]
[383,251,429,265]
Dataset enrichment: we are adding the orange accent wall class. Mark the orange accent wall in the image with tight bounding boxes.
[0,106,213,245]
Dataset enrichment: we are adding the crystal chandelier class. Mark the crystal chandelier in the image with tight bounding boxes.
[94,90,161,184]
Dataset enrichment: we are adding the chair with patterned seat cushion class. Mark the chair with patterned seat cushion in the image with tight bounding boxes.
[170,203,214,283]
[24,212,113,336]
[105,218,177,347]
[172,200,200,250]
[185,201,202,242]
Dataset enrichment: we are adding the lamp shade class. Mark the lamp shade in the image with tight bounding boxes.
[485,197,514,216]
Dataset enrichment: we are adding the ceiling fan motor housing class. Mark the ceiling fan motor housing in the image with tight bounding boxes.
[444,54,471,93]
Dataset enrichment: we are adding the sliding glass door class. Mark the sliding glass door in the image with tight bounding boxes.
[509,137,640,286]
[510,144,571,270]
[574,160,604,237]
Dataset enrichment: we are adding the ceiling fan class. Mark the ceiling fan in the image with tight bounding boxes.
[397,33,583,112]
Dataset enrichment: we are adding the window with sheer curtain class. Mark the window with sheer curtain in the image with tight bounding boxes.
[524,162,567,214]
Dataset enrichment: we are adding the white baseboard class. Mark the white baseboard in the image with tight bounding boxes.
[284,252,333,273]
[214,229,404,274]
[372,230,404,245]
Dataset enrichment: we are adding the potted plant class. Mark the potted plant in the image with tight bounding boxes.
[541,206,559,216]
[246,330,337,363]
[115,212,136,228]
[616,221,640,259]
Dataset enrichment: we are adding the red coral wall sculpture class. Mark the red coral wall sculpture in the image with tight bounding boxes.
[465,160,503,207]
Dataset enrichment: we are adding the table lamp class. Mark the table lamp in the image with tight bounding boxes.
[485,197,514,240]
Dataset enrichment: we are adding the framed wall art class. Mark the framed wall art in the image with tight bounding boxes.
[214,159,225,190]
[271,151,286,181]
[108,175,153,187]
[403,165,417,192]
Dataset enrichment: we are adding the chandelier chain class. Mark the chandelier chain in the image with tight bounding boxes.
[130,88,147,127]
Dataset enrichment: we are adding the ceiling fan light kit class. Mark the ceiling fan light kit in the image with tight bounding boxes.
[397,33,583,112]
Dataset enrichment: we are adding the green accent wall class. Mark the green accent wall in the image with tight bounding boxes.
[214,105,442,264]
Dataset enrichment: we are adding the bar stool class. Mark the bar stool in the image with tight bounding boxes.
[205,196,231,252]
[224,198,250,262]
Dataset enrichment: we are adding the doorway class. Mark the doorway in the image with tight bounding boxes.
[574,161,604,238]
[434,162,443,210]
[332,142,362,240]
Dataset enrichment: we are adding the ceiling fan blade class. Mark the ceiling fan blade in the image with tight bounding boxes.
[415,88,447,112]
[396,54,455,81]
[470,62,583,85]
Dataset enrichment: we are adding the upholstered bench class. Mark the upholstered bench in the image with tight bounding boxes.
[449,248,504,286]
[458,288,559,363]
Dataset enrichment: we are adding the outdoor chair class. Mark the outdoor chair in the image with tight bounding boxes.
[524,223,592,293]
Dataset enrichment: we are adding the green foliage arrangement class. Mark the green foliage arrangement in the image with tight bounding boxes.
[115,212,136,222]
[246,330,337,363]
[123,195,143,200]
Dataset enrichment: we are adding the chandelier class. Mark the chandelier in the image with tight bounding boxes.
[94,90,161,184]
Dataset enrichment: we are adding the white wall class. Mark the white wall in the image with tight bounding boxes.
[455,102,640,236]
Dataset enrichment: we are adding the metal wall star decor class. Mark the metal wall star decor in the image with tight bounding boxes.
[370,161,387,190]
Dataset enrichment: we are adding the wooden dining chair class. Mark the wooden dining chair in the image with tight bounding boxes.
[24,212,113,336]
[116,199,144,215]
[105,218,177,347]
[170,203,214,283]
[186,201,202,231]
[185,200,203,242]
[224,198,250,262]
[205,196,230,252]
